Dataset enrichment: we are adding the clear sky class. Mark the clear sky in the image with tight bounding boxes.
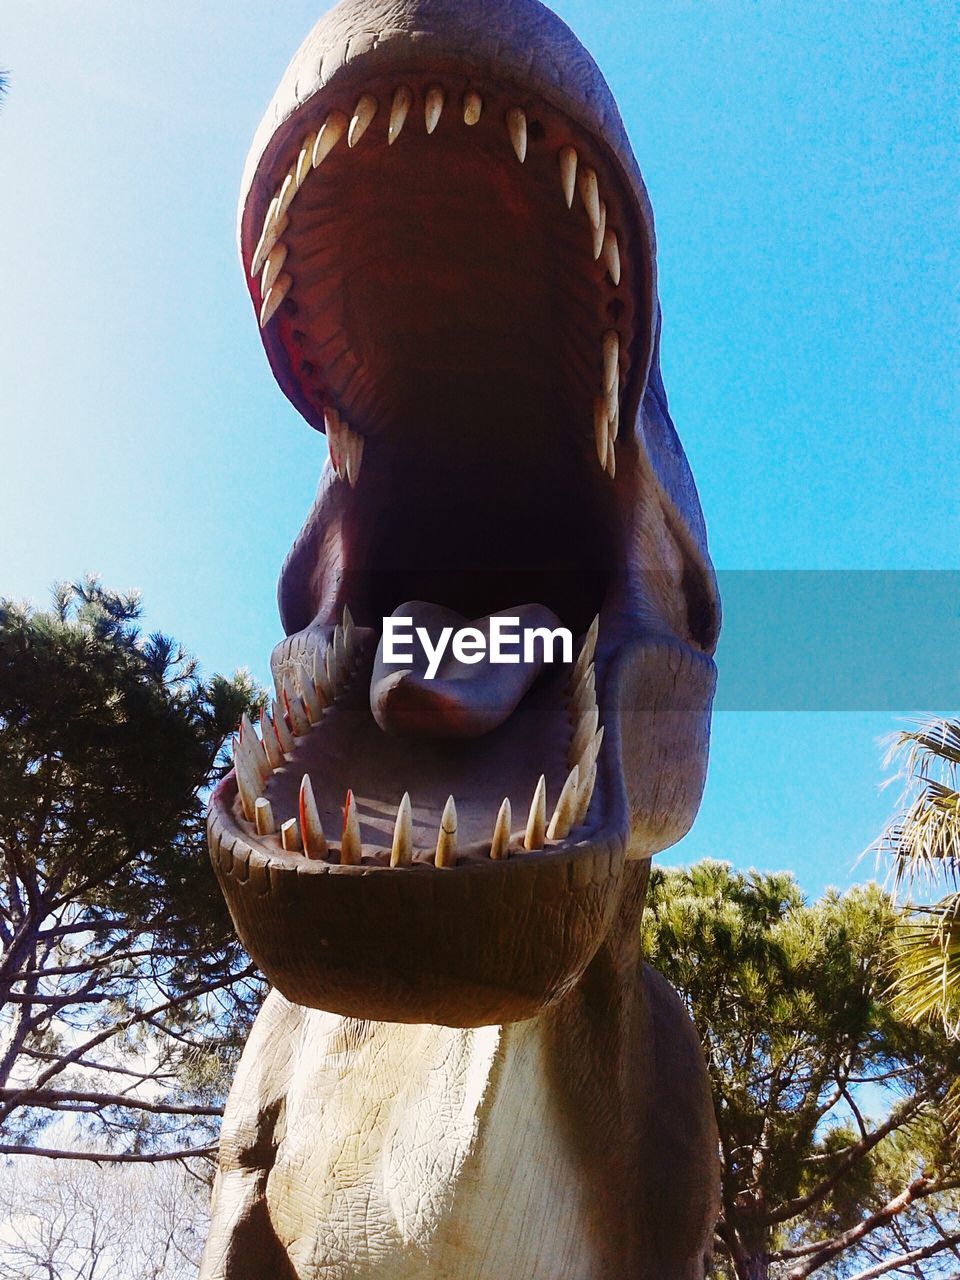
[1,2,956,897]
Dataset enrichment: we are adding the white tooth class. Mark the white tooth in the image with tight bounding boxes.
[578,166,601,230]
[313,647,334,704]
[348,94,378,147]
[573,666,596,718]
[592,199,607,261]
[435,795,458,868]
[324,407,344,479]
[259,273,292,328]
[251,197,284,277]
[603,228,621,285]
[602,330,620,394]
[261,242,288,295]
[571,616,599,688]
[389,85,413,144]
[259,708,285,769]
[281,817,302,853]
[312,111,348,167]
[559,145,578,209]
[299,775,328,859]
[593,397,609,469]
[232,740,260,822]
[576,725,605,776]
[342,605,356,656]
[523,775,547,851]
[254,797,276,837]
[296,133,317,187]
[506,107,527,162]
[298,665,324,721]
[341,790,362,864]
[490,798,512,860]
[572,706,600,762]
[547,766,580,841]
[574,762,597,824]
[333,624,348,681]
[390,792,413,867]
[276,171,297,219]
[282,674,311,736]
[271,698,295,754]
[240,713,270,782]
[607,387,620,440]
[463,89,483,125]
[325,644,339,695]
[345,428,364,488]
[425,84,445,134]
[606,440,616,479]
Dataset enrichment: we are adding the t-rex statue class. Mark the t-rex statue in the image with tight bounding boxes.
[201,1,723,1275]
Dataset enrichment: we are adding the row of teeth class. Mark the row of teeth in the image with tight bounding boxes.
[250,87,625,480]
[230,615,603,868]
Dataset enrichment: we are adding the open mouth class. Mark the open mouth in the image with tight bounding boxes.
[209,23,720,1027]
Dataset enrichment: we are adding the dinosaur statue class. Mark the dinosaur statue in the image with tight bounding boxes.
[201,1,722,1275]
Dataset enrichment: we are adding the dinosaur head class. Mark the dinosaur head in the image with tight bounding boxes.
[209,0,720,1027]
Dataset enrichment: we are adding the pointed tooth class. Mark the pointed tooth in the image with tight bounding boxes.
[345,428,364,488]
[602,330,620,395]
[523,776,547,852]
[299,775,328,859]
[574,762,597,825]
[435,796,458,868]
[424,84,445,134]
[251,197,281,276]
[298,664,324,722]
[348,94,378,147]
[547,766,580,841]
[559,145,578,209]
[388,85,413,144]
[276,171,297,219]
[281,818,302,853]
[578,166,601,230]
[572,706,600,762]
[342,605,356,657]
[324,407,344,477]
[296,134,317,187]
[607,392,620,441]
[593,397,609,468]
[259,272,292,328]
[313,647,334,703]
[592,200,607,261]
[603,228,621,286]
[240,713,270,782]
[261,242,288,295]
[333,624,348,679]
[506,107,527,162]
[571,616,599,687]
[572,666,596,718]
[390,792,413,867]
[463,89,483,125]
[259,708,285,769]
[270,698,295,754]
[341,790,362,865]
[312,111,348,168]
[606,439,616,479]
[282,674,311,736]
[576,725,605,776]
[255,797,276,837]
[232,740,260,822]
[325,644,339,695]
[490,798,512,860]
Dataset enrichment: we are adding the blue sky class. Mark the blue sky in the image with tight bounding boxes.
[1,2,956,897]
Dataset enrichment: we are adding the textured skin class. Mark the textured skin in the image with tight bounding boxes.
[204,0,722,1274]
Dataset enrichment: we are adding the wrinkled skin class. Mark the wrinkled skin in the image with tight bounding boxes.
[202,1,722,1275]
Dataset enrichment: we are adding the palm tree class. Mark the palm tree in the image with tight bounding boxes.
[880,718,960,1038]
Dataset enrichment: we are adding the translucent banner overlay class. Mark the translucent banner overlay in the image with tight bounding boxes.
[714,571,960,711]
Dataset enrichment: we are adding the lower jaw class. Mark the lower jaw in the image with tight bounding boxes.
[208,630,716,1026]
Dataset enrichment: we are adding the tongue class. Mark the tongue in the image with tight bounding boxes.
[370,601,563,738]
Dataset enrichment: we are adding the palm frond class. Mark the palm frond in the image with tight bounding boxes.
[889,894,960,1034]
